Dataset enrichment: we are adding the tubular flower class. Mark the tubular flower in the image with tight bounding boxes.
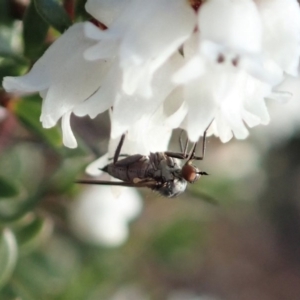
[3,23,113,148]
[3,0,300,148]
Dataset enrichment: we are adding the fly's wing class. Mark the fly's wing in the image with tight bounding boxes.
[113,154,145,166]
[76,179,158,189]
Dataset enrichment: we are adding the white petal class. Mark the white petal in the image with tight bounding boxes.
[165,102,188,129]
[243,77,271,125]
[72,87,113,118]
[86,153,109,176]
[256,0,300,76]
[84,40,118,60]
[133,109,172,153]
[2,75,47,94]
[111,105,172,155]
[267,91,293,104]
[214,113,234,143]
[242,110,261,128]
[121,61,154,97]
[4,23,86,93]
[40,42,111,125]
[4,23,111,134]
[185,79,218,142]
[62,111,77,148]
[73,62,121,118]
[84,22,107,40]
[117,0,196,96]
[173,55,205,84]
[239,55,283,86]
[111,54,181,136]
[220,101,249,140]
[163,88,188,128]
[85,0,131,27]
[198,0,262,55]
[83,23,119,60]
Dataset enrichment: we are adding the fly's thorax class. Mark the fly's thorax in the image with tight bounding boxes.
[157,177,187,198]
[147,153,179,180]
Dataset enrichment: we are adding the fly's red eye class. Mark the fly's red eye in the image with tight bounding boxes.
[181,164,200,183]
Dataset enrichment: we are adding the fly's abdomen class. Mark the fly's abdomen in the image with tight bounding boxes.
[106,160,151,183]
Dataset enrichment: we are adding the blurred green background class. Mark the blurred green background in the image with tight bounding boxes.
[1,1,300,299]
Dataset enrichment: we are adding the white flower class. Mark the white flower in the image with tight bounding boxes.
[3,23,111,148]
[256,0,300,76]
[3,0,300,150]
[68,185,142,247]
[84,0,195,98]
[254,76,300,146]
[172,0,287,142]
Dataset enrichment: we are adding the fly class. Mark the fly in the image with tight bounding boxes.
[76,130,209,198]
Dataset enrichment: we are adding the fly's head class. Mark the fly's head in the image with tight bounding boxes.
[157,178,187,198]
[181,161,208,184]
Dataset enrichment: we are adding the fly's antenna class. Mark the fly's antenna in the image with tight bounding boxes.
[197,171,209,175]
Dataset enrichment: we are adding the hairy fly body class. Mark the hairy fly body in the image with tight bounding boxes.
[77,131,209,198]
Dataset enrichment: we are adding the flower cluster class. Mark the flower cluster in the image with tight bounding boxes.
[3,0,300,152]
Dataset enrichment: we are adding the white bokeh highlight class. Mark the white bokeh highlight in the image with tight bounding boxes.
[68,185,142,247]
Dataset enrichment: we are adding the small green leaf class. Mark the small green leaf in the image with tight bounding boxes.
[15,216,53,254]
[14,96,63,149]
[0,228,18,289]
[15,217,43,246]
[34,0,72,33]
[0,191,44,223]
[0,177,19,198]
[23,1,49,60]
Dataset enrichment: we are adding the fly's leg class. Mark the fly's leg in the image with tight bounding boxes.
[179,130,189,155]
[113,133,126,164]
[108,154,129,161]
[164,151,187,160]
[166,121,212,161]
[165,131,189,160]
[166,136,204,160]
[187,131,205,161]
[191,120,213,161]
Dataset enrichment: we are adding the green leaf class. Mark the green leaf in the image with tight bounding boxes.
[50,156,90,193]
[15,217,43,246]
[15,216,53,254]
[34,0,72,33]
[0,229,18,289]
[23,1,49,60]
[14,96,63,150]
[0,1,12,26]
[0,177,19,198]
[0,191,44,223]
